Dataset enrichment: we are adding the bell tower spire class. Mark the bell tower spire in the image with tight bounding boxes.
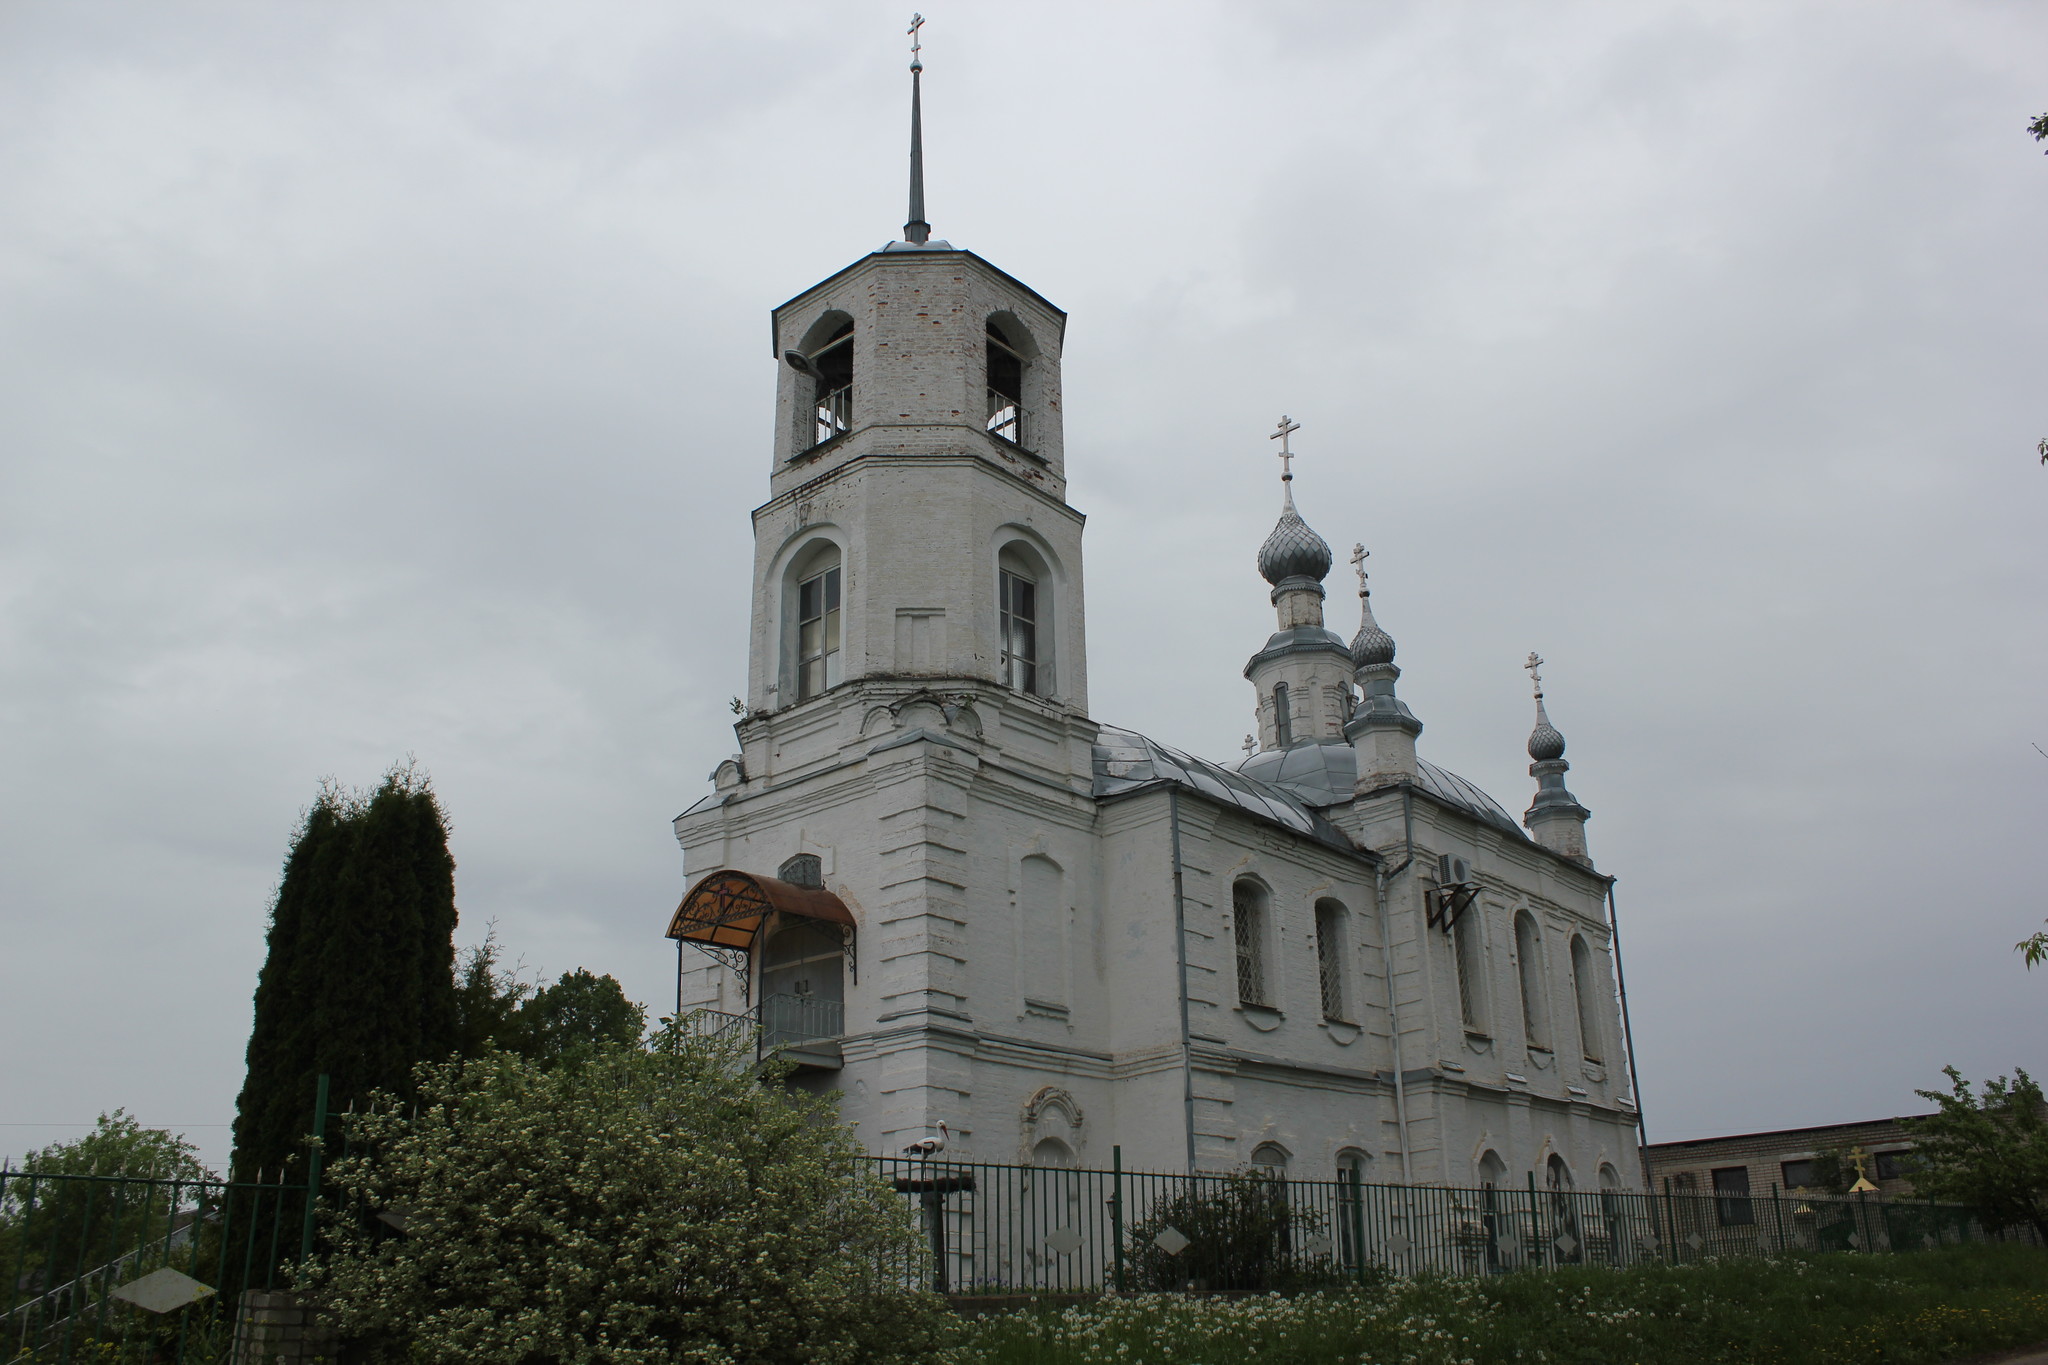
[904,13,931,246]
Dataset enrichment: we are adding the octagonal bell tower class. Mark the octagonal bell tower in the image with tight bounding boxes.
[729,41,1088,791]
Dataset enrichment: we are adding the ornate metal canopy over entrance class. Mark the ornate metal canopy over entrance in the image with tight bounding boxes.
[666,869,855,1001]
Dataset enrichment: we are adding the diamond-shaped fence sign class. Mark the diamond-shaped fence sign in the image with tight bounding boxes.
[111,1268,215,1315]
[1684,1231,1705,1253]
[1385,1233,1412,1255]
[1553,1234,1579,1258]
[1301,1234,1335,1259]
[1922,1234,1938,1251]
[1153,1226,1190,1256]
[1636,1233,1660,1253]
[1044,1226,1082,1256]
[1846,1232,1862,1249]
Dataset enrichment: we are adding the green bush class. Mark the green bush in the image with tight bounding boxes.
[298,1027,950,1365]
[1123,1171,1331,1292]
[960,1242,2048,1365]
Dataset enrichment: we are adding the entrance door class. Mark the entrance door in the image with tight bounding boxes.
[758,919,844,1046]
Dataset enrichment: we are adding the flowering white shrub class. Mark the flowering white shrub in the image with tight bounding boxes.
[299,1027,948,1364]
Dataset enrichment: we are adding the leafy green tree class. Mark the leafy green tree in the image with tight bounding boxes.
[299,1027,948,1365]
[2018,920,2046,969]
[453,929,644,1066]
[231,764,460,1181]
[1903,1067,2048,1242]
[452,925,534,1058]
[2031,111,2048,149]
[1,1112,215,1294]
[1790,1144,1857,1196]
[521,967,646,1065]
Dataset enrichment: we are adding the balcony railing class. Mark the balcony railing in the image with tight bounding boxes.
[759,992,844,1050]
[683,992,845,1060]
[813,385,851,448]
[985,387,1023,446]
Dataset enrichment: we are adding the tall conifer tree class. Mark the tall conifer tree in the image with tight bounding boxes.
[231,765,460,1179]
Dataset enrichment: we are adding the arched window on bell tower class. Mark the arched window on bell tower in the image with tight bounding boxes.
[786,539,843,701]
[998,539,1054,696]
[786,311,854,452]
[985,313,1032,447]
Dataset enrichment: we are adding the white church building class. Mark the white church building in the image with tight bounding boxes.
[666,52,1645,1195]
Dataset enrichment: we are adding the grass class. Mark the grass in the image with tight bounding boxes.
[952,1242,2048,1365]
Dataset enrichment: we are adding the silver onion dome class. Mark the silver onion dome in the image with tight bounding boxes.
[1527,698,1566,762]
[1257,497,1334,587]
[1350,596,1396,669]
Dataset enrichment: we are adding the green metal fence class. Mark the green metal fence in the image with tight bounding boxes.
[1,1146,2027,1360]
[860,1152,2031,1295]
[1,1168,308,1363]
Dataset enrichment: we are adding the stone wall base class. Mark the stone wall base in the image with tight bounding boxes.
[233,1290,337,1364]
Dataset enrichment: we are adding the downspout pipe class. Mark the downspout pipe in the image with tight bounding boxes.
[1374,784,1418,1185]
[1168,789,1198,1175]
[1605,877,1652,1188]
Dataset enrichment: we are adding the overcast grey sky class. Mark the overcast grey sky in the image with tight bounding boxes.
[3,1,2043,1175]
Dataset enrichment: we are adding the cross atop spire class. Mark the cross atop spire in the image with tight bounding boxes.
[1350,542,1371,597]
[1525,651,1544,698]
[1269,415,1301,482]
[903,13,931,245]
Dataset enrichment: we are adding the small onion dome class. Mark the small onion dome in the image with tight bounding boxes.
[1350,596,1396,669]
[1527,698,1566,761]
[1257,498,1334,587]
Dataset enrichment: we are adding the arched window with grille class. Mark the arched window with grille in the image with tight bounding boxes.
[1478,1150,1507,1271]
[778,853,823,889]
[1233,879,1270,1007]
[1570,935,1604,1063]
[1314,898,1349,1021]
[1249,1142,1290,1176]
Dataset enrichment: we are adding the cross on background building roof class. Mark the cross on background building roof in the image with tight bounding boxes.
[1269,415,1300,481]
[908,12,924,68]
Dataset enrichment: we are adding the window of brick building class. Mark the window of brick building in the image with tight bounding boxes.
[1711,1166,1754,1226]
[1875,1150,1918,1181]
[1780,1158,1817,1190]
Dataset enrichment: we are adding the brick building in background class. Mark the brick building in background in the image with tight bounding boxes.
[1646,1115,1927,1222]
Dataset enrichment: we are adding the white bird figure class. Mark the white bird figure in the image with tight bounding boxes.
[902,1121,949,1159]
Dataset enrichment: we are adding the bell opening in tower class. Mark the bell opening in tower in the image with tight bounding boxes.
[809,321,853,449]
[985,321,1024,446]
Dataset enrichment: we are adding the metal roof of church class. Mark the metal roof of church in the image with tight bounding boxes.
[1091,726,1357,852]
[1235,739,1523,836]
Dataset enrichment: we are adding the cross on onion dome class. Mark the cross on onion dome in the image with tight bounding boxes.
[1269,415,1301,481]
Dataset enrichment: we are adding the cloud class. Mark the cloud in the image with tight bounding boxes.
[2,0,2043,1171]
